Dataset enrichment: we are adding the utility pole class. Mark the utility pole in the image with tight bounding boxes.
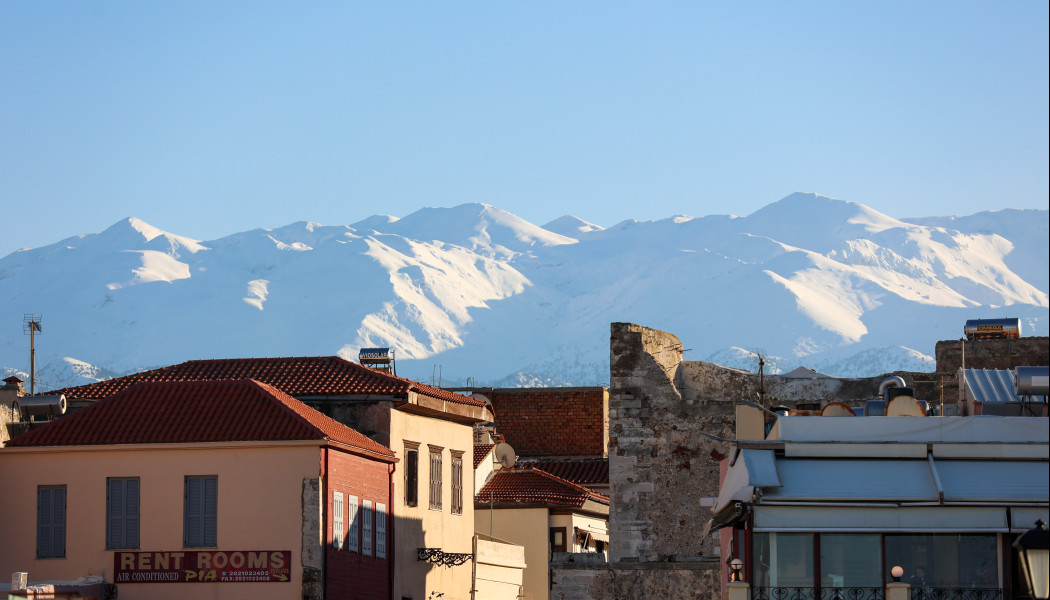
[23,314,42,395]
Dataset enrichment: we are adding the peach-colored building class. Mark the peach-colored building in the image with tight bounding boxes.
[47,356,495,600]
[0,379,396,600]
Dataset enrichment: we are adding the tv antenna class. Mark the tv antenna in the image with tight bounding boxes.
[750,347,767,404]
[23,314,42,395]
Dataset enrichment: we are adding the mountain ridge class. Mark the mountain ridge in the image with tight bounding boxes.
[1,193,1046,390]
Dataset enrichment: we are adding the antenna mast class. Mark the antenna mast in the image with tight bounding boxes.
[23,314,42,395]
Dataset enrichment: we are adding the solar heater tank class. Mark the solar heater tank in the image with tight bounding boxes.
[1015,366,1049,396]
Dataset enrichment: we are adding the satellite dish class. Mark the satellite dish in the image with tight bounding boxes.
[887,396,926,417]
[493,442,517,469]
[820,402,856,417]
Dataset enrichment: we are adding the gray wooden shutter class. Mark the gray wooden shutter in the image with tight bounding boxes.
[107,478,140,549]
[37,486,66,558]
[185,476,217,547]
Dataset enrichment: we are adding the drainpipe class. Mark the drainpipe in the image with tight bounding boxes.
[322,449,328,600]
[389,462,396,600]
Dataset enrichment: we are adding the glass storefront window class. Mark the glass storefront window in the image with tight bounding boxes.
[821,534,883,588]
[753,533,815,588]
[885,534,999,588]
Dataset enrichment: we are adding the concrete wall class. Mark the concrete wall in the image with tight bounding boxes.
[475,535,527,600]
[935,336,1049,373]
[390,409,476,600]
[0,443,320,600]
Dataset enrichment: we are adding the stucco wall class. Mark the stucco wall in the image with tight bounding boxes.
[475,507,550,600]
[390,408,476,600]
[0,443,320,600]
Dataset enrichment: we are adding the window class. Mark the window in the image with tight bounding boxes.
[376,503,387,559]
[429,446,443,510]
[550,527,567,553]
[37,485,66,558]
[333,492,344,549]
[184,476,217,548]
[347,495,360,552]
[404,443,419,507]
[107,478,140,550]
[362,500,373,556]
[450,452,464,515]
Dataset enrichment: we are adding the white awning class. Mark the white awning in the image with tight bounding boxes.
[754,506,1010,532]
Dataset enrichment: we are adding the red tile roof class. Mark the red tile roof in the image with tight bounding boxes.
[516,458,608,486]
[51,356,486,408]
[8,379,395,460]
[475,467,609,508]
[474,444,495,468]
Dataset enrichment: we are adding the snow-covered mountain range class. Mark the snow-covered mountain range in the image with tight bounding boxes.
[1,193,1047,390]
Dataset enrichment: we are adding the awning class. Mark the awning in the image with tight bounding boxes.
[712,449,780,516]
[754,506,1010,532]
[761,459,939,502]
[574,526,609,543]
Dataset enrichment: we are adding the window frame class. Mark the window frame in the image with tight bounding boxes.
[450,451,464,515]
[376,502,387,559]
[362,500,374,557]
[429,445,443,511]
[183,475,218,548]
[550,527,567,553]
[404,441,419,507]
[106,477,140,550]
[347,495,360,553]
[333,491,344,550]
[37,485,67,559]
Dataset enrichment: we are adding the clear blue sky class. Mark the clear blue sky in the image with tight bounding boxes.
[2,2,1047,258]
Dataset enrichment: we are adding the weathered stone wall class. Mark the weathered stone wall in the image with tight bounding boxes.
[608,323,734,563]
[550,559,721,600]
[935,336,1049,373]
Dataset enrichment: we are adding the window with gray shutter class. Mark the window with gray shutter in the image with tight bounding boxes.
[451,453,463,515]
[347,495,360,552]
[37,485,66,558]
[107,478,140,549]
[184,476,217,548]
[429,448,442,510]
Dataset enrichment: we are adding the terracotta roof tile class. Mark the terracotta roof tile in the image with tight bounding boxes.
[51,356,485,408]
[8,379,394,459]
[474,444,495,468]
[516,458,608,486]
[475,467,609,508]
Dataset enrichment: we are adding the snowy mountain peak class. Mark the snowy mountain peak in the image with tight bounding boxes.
[0,194,1045,390]
[543,215,605,237]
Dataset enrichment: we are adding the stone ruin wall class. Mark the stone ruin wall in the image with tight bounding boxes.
[935,336,1049,373]
[552,322,954,600]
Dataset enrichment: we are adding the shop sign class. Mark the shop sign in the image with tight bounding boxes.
[113,550,291,583]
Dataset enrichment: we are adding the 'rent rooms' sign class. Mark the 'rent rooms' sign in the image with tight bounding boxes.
[114,550,292,583]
